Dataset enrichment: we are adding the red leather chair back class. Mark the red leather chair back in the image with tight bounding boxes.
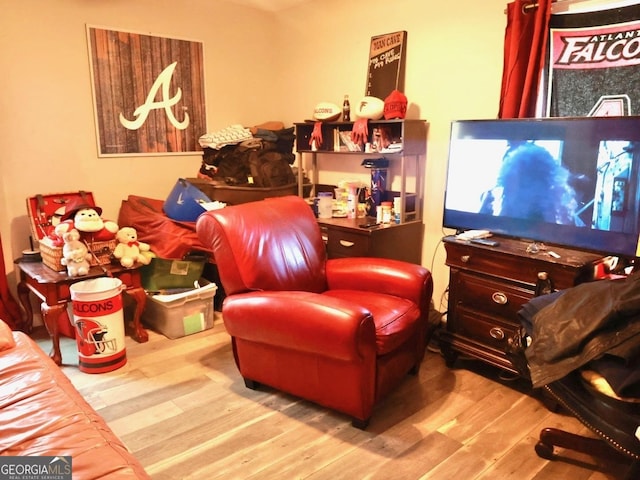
[196,196,328,295]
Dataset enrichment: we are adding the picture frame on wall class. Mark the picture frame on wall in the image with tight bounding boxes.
[87,25,207,157]
[365,31,407,100]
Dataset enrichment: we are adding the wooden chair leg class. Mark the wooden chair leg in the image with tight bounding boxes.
[536,427,631,464]
[623,460,640,480]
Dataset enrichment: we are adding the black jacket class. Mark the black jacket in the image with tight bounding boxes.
[519,275,640,390]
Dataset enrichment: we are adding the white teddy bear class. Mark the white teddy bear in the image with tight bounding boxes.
[60,229,92,277]
[113,227,153,268]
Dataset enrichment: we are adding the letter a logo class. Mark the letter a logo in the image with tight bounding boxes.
[119,61,189,130]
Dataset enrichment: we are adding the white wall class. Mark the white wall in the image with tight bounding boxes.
[275,0,510,311]
[1,0,512,315]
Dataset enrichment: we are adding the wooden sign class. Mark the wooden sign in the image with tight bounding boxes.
[87,26,206,157]
[365,31,407,99]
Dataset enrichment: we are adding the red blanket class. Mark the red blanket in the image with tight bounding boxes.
[117,195,213,260]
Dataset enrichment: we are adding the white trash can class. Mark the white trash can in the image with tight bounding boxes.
[69,277,127,373]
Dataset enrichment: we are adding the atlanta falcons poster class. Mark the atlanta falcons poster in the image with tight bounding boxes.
[547,4,640,117]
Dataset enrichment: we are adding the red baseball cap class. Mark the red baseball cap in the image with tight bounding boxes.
[383,90,408,119]
[61,199,102,221]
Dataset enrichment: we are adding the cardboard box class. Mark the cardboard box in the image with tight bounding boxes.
[142,280,217,339]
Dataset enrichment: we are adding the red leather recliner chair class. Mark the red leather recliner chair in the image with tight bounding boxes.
[196,195,434,428]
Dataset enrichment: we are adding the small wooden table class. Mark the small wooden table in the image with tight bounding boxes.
[16,261,149,365]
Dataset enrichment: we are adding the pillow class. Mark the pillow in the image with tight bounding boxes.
[0,319,16,351]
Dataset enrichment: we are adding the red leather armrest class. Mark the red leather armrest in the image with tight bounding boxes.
[326,257,433,306]
[222,291,377,362]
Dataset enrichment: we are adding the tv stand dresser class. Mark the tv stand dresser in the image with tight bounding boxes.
[441,235,605,374]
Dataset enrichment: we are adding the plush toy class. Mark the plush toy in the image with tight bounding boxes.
[113,227,153,268]
[53,199,118,245]
[60,229,91,277]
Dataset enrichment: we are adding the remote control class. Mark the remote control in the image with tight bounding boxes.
[470,238,499,247]
[457,229,492,240]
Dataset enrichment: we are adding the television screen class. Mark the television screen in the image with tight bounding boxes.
[443,117,640,257]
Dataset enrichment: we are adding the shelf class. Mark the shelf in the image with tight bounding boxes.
[294,119,426,156]
[294,119,427,226]
[293,120,426,263]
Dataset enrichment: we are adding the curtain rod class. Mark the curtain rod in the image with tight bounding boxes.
[504,2,540,15]
[504,0,566,14]
[508,0,600,15]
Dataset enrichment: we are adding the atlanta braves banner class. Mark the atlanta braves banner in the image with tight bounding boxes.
[87,26,206,156]
[547,4,640,117]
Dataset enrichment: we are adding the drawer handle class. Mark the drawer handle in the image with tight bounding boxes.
[491,292,508,305]
[461,255,470,263]
[490,327,505,340]
[339,240,355,248]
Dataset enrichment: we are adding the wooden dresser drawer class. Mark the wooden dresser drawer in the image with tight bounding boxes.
[451,270,533,322]
[453,307,521,353]
[444,238,600,290]
[319,220,423,262]
[326,229,370,257]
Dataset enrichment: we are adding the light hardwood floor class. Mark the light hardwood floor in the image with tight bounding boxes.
[33,316,629,480]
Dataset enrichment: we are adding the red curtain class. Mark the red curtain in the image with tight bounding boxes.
[0,234,22,331]
[499,0,552,118]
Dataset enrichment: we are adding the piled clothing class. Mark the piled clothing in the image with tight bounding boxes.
[198,124,296,188]
[518,274,640,397]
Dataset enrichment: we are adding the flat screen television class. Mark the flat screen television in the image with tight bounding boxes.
[443,116,640,258]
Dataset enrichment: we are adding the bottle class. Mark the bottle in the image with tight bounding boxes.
[347,193,357,219]
[376,205,383,224]
[317,192,333,219]
[393,197,402,224]
[342,95,350,122]
[364,187,376,217]
[381,201,393,224]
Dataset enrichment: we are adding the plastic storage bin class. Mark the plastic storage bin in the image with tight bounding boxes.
[142,280,217,339]
[140,257,206,291]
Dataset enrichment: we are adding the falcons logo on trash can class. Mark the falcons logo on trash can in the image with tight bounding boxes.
[75,319,117,355]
